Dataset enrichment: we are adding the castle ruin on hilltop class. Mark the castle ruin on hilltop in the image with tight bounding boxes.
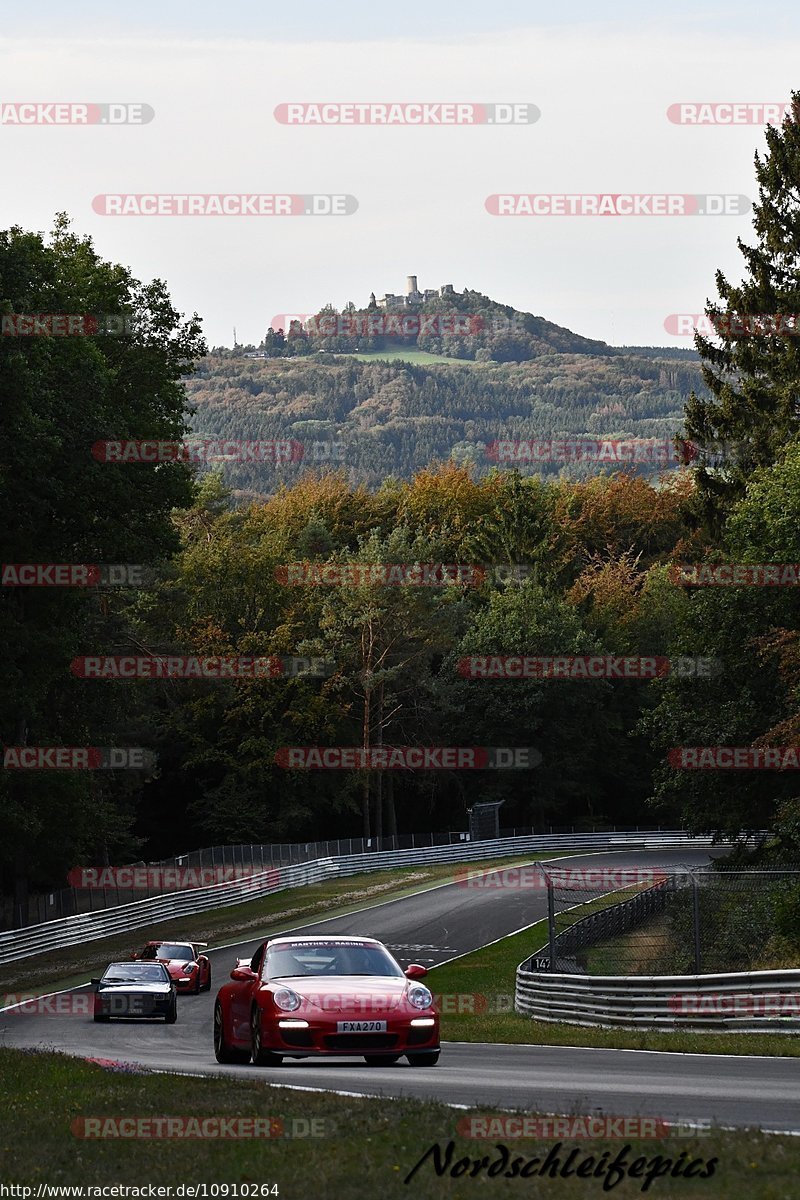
[371,276,456,310]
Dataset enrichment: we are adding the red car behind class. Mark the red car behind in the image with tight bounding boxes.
[214,934,440,1066]
[131,940,212,994]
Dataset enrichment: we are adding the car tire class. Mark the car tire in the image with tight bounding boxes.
[364,1054,402,1066]
[213,1001,250,1064]
[93,1013,109,1023]
[406,1051,440,1066]
[165,996,178,1024]
[250,1007,283,1067]
[201,966,212,993]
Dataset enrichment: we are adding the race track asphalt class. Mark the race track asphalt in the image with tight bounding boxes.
[3,848,799,1133]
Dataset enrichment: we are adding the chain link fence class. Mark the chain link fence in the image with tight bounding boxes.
[527,863,800,975]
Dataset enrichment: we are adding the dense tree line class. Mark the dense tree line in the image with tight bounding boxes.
[184,352,702,495]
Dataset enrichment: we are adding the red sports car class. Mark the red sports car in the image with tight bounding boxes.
[213,935,440,1067]
[131,940,212,994]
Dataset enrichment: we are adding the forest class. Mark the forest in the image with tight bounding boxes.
[184,350,703,495]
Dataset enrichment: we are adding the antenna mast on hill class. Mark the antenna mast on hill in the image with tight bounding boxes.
[233,327,238,346]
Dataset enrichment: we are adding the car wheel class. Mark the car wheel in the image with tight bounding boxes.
[192,975,201,996]
[406,1051,440,1066]
[250,1007,283,1067]
[164,996,178,1024]
[93,1013,109,1023]
[364,1054,401,1066]
[202,966,212,993]
[213,1001,250,1064]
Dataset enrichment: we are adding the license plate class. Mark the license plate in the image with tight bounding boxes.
[337,1020,387,1033]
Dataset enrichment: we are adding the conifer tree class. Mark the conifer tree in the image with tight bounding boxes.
[685,92,800,531]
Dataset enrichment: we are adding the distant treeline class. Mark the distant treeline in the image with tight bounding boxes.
[185,352,704,495]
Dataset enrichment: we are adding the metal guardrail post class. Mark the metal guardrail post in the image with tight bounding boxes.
[692,875,702,974]
[546,868,557,973]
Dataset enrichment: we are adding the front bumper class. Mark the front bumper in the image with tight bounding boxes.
[264,1015,440,1056]
[94,991,173,1018]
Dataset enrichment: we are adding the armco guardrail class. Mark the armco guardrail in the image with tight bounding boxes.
[4,823,686,929]
[0,830,728,965]
[515,966,800,1032]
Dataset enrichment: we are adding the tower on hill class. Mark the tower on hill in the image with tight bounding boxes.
[375,277,457,309]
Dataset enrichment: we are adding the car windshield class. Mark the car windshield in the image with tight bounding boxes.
[141,943,193,961]
[103,963,169,983]
[265,942,404,980]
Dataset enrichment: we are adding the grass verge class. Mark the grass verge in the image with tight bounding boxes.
[428,910,800,1057]
[0,1047,794,1198]
[585,915,800,975]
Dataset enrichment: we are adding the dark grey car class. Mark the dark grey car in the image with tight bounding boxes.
[92,961,178,1023]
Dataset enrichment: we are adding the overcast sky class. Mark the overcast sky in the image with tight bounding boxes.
[2,2,799,348]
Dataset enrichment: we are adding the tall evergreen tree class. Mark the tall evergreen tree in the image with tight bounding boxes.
[684,92,800,531]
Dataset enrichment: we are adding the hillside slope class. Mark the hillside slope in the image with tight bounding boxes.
[184,350,702,496]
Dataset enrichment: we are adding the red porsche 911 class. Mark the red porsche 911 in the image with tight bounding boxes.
[131,940,212,994]
[213,935,440,1067]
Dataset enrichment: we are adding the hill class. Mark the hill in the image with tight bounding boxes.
[184,349,703,497]
[239,287,625,364]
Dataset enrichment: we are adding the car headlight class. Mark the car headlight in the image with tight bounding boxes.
[407,984,433,1010]
[184,962,198,973]
[273,988,301,1012]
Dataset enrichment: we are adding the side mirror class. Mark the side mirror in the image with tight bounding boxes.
[230,966,257,982]
[130,952,140,960]
[90,978,101,989]
[404,964,427,980]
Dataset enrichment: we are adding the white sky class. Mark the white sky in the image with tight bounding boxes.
[1,6,798,348]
